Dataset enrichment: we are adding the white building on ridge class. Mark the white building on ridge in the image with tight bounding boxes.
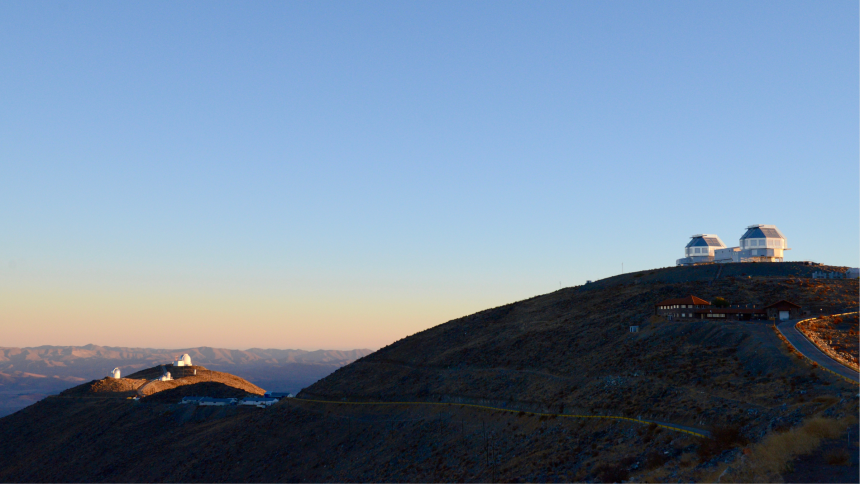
[199,397,237,406]
[173,354,192,367]
[677,224,789,266]
[715,224,788,263]
[239,397,279,408]
[676,234,726,266]
[110,367,121,379]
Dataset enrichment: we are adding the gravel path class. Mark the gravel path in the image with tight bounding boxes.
[777,318,860,383]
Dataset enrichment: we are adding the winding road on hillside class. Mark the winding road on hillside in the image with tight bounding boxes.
[776,318,859,383]
[288,397,711,437]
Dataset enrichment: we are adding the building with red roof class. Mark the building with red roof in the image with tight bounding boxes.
[655,295,802,322]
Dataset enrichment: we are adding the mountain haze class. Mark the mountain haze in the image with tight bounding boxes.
[0,346,372,417]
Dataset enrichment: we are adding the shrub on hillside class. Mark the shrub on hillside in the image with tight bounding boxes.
[697,425,747,460]
[594,462,629,483]
[824,448,850,466]
[644,450,669,469]
[712,297,730,308]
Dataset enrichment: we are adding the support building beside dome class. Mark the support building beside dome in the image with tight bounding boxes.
[677,224,789,266]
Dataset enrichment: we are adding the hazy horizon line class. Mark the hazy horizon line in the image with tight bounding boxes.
[0,344,377,353]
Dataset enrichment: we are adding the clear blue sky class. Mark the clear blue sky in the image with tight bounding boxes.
[1,1,857,349]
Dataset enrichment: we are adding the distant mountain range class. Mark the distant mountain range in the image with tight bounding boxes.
[0,345,373,417]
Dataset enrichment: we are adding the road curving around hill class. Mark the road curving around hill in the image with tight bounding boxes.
[287,397,711,438]
[776,316,860,383]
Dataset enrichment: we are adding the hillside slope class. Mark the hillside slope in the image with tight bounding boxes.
[0,263,856,482]
[0,346,371,416]
[304,264,856,424]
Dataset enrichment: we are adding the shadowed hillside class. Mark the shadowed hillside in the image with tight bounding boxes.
[0,263,856,482]
[0,346,371,416]
[304,264,857,424]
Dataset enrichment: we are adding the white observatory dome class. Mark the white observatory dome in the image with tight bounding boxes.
[173,353,193,367]
[111,367,121,379]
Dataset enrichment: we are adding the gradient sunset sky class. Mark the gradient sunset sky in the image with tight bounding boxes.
[2,1,857,350]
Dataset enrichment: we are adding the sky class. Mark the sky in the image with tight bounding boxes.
[1,1,857,350]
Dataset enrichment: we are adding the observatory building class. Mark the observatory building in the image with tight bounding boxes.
[173,354,192,367]
[677,224,789,266]
[714,224,788,263]
[110,368,121,379]
[675,234,726,266]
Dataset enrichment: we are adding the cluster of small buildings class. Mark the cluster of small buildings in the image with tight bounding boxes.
[108,353,196,380]
[677,224,789,266]
[655,295,802,321]
[107,354,295,409]
[813,269,860,279]
[180,393,292,408]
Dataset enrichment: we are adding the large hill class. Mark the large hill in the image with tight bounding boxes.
[0,346,372,417]
[0,263,856,482]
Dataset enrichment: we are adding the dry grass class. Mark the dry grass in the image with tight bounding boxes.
[59,377,147,397]
[797,313,859,371]
[718,416,856,482]
[139,370,265,396]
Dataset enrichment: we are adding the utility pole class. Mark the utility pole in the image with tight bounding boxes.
[491,435,496,483]
[483,420,488,472]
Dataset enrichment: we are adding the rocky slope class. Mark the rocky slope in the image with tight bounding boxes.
[797,313,859,371]
[0,263,856,482]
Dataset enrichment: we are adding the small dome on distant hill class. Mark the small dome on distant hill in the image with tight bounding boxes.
[174,354,192,367]
[110,367,121,379]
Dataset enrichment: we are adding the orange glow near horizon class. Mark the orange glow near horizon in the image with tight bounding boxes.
[0,278,520,351]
